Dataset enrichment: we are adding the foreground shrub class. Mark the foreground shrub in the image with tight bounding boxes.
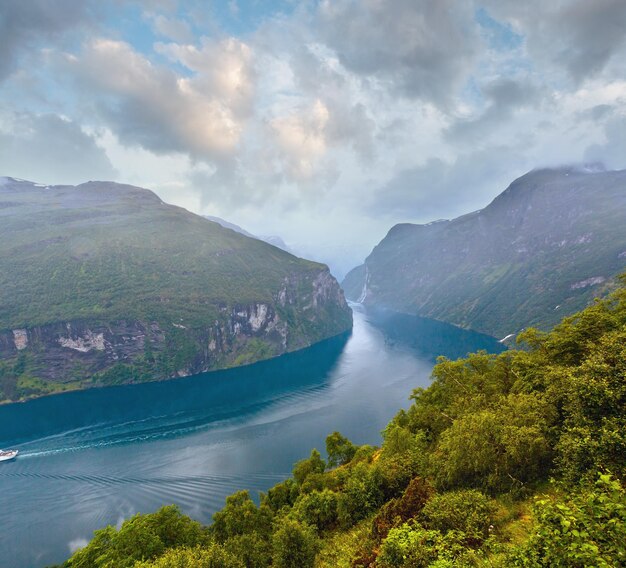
[510,474,626,567]
[66,505,208,568]
[420,489,496,546]
[293,489,339,531]
[376,522,466,568]
[272,518,319,568]
[211,491,272,543]
[134,544,244,568]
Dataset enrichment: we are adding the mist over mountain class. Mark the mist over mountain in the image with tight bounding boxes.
[343,166,626,338]
[0,177,351,402]
[204,215,293,254]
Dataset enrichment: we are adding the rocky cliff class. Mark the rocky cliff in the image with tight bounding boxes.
[343,166,626,338]
[0,177,351,402]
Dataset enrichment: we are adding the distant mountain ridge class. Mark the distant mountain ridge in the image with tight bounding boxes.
[204,215,292,254]
[342,166,626,338]
[0,177,352,403]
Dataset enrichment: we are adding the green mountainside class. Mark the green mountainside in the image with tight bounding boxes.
[343,166,626,338]
[0,177,351,402]
[60,276,626,568]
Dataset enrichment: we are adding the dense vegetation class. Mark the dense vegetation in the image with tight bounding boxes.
[343,167,626,338]
[0,178,351,402]
[60,276,626,567]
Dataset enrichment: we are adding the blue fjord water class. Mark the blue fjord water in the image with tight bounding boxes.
[0,305,504,567]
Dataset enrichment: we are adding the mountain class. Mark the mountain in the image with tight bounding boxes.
[343,166,626,338]
[204,215,293,253]
[0,177,352,403]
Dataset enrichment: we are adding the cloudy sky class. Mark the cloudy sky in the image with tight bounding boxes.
[1,0,626,277]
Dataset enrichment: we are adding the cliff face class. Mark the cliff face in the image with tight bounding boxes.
[343,166,626,338]
[0,177,351,402]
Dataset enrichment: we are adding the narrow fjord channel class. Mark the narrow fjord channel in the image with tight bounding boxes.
[0,305,504,567]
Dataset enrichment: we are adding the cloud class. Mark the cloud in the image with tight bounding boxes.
[0,112,116,184]
[0,0,92,82]
[316,0,479,104]
[368,145,531,221]
[584,113,626,170]
[61,36,256,163]
[445,77,543,144]
[149,14,194,43]
[482,0,626,84]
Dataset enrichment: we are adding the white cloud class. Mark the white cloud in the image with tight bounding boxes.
[62,37,255,162]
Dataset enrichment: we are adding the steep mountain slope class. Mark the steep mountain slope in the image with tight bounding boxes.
[343,166,626,337]
[0,177,351,402]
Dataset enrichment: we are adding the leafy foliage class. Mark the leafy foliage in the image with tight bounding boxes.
[510,474,626,567]
[66,505,209,568]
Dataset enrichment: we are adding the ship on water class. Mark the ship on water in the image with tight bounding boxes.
[0,449,18,462]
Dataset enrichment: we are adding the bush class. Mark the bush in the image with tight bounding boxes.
[431,394,553,493]
[510,474,626,567]
[211,491,272,543]
[261,478,299,513]
[293,489,339,531]
[66,505,209,568]
[272,518,319,568]
[293,449,326,486]
[420,489,496,546]
[326,431,357,467]
[134,544,245,568]
[337,463,384,528]
[376,522,460,568]
[223,532,272,568]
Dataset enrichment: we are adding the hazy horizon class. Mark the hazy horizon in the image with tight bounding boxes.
[2,1,626,275]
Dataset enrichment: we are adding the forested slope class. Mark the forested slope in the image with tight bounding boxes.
[61,275,626,568]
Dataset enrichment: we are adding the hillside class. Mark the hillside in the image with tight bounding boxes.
[0,177,352,403]
[343,166,626,338]
[61,276,626,568]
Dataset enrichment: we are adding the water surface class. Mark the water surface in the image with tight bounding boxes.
[0,305,504,567]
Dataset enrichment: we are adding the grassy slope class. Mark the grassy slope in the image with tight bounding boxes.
[0,179,324,328]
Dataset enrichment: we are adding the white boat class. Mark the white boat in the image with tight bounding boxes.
[0,449,18,462]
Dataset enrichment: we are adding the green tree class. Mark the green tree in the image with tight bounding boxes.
[223,533,272,568]
[293,489,338,531]
[420,489,496,547]
[271,518,319,568]
[67,505,208,568]
[134,544,245,568]
[292,449,326,486]
[432,394,553,493]
[211,491,272,544]
[325,431,357,468]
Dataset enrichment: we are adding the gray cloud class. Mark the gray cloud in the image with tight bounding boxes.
[445,77,542,144]
[584,114,626,170]
[482,0,626,83]
[0,112,116,183]
[0,0,91,81]
[317,0,479,103]
[368,146,531,221]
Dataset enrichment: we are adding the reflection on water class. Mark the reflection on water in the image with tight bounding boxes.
[0,305,504,567]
